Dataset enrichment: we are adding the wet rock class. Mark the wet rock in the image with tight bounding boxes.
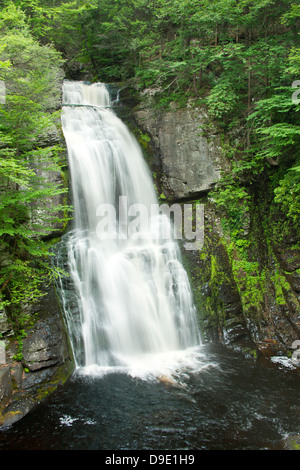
[0,283,75,428]
[134,101,225,199]
[0,366,12,401]
[0,397,37,428]
[282,434,300,450]
[275,247,300,273]
[22,315,67,372]
[0,309,12,337]
[21,367,57,390]
[222,317,250,346]
[131,92,300,360]
[10,363,23,388]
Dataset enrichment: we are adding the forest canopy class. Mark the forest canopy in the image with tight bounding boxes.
[0,0,299,320]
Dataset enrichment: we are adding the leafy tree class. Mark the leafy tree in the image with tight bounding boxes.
[0,4,70,315]
[0,0,298,327]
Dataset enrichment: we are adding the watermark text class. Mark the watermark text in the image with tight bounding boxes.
[0,340,6,365]
[292,80,300,104]
[0,80,5,104]
[96,196,204,251]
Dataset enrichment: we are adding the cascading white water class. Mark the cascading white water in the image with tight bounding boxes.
[60,80,201,379]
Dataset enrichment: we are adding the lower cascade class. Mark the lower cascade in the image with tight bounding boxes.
[58,80,201,379]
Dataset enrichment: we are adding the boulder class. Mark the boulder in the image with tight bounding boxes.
[22,314,68,372]
[0,309,12,337]
[0,283,74,428]
[0,366,12,402]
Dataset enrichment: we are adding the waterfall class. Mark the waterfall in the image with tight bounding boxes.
[59,80,201,379]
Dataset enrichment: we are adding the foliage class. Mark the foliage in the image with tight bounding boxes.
[0,0,299,329]
[274,166,300,224]
[206,79,239,121]
[0,3,70,318]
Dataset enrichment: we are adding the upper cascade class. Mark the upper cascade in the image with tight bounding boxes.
[62,80,111,107]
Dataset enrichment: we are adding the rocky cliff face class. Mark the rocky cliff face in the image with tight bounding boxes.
[134,100,225,200]
[30,119,69,239]
[131,92,300,366]
[0,118,74,428]
[0,283,74,428]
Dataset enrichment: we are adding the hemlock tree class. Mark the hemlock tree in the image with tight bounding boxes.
[0,4,70,323]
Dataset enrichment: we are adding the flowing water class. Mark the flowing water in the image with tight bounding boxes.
[57,80,201,380]
[0,344,299,450]
[0,81,299,452]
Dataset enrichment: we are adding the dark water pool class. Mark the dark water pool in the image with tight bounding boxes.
[0,345,299,451]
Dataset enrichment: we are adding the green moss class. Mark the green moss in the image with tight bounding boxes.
[130,126,152,159]
[182,229,234,339]
[182,170,299,347]
[230,252,266,315]
[242,347,258,359]
[213,172,300,324]
[0,409,23,427]
[35,358,74,402]
[290,441,300,451]
[271,268,290,306]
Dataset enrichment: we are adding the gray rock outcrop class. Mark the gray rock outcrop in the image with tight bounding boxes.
[130,92,300,364]
[134,99,224,199]
[0,284,74,428]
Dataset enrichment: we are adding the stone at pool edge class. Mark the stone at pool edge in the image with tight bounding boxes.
[0,284,75,429]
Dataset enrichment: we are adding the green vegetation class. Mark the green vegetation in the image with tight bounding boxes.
[0,0,299,339]
[0,3,71,333]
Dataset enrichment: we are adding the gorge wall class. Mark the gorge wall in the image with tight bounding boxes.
[0,283,74,428]
[134,98,225,200]
[1,81,299,428]
[0,117,74,428]
[128,89,300,363]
